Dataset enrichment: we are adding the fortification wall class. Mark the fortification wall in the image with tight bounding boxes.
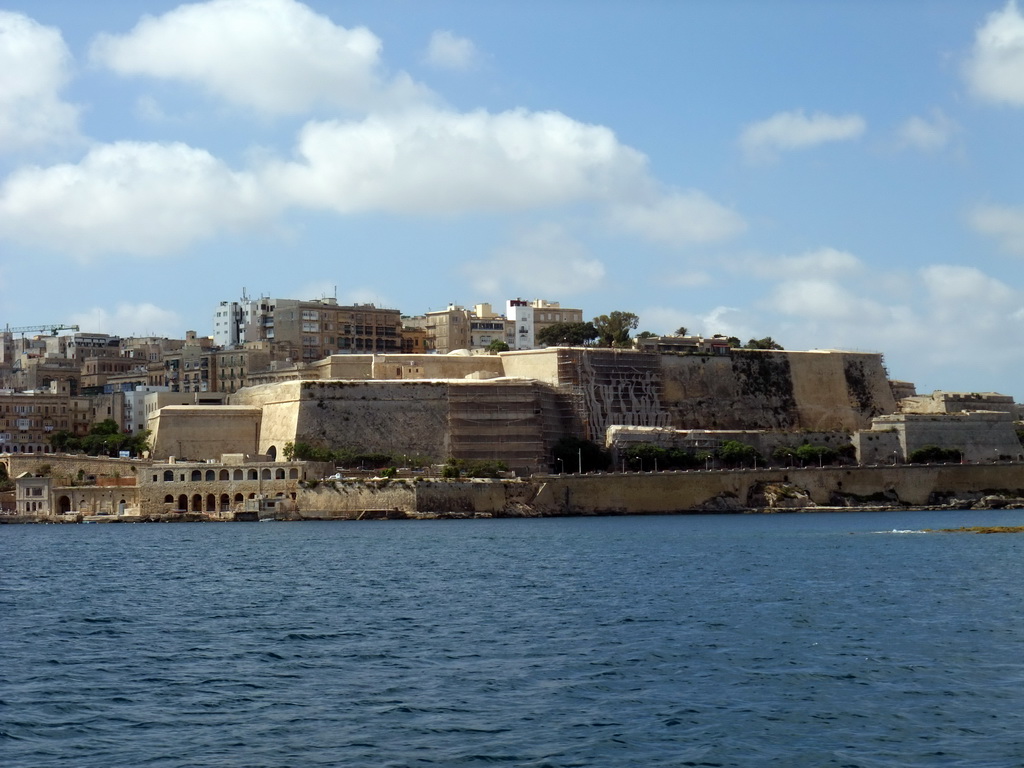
[531,463,1024,514]
[288,464,1024,518]
[659,350,895,431]
[2,453,149,483]
[283,380,451,461]
[149,406,262,460]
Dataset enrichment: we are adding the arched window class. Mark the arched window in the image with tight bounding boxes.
[191,494,202,511]
[219,470,229,481]
[164,495,174,504]
[275,468,285,480]
[219,494,230,511]
[206,494,216,512]
[249,469,258,480]
[233,469,243,481]
[289,468,299,479]
[234,493,244,504]
[58,496,71,514]
[205,470,215,482]
[191,470,202,481]
[177,494,188,511]
[261,468,272,480]
[267,445,277,461]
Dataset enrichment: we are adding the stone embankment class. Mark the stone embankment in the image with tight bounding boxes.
[5,463,1024,523]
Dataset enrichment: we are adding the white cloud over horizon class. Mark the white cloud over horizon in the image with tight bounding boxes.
[0,11,81,153]
[739,109,866,162]
[464,223,605,298]
[68,302,182,337]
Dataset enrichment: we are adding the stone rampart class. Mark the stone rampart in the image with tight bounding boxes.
[149,405,262,460]
[659,350,895,431]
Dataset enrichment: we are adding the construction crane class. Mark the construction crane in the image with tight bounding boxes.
[3,323,80,337]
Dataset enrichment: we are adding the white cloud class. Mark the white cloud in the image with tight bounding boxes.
[964,1,1024,106]
[739,109,866,161]
[69,303,182,337]
[0,11,80,152]
[897,109,958,151]
[424,30,479,71]
[768,278,884,322]
[0,141,272,258]
[740,247,863,280]
[607,191,746,247]
[268,107,651,214]
[920,264,1015,309]
[90,0,430,115]
[464,223,605,297]
[970,204,1024,254]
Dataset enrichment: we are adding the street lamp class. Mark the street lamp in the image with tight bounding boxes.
[556,457,564,474]
[635,456,643,472]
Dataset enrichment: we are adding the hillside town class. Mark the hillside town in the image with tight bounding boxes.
[2,292,1023,522]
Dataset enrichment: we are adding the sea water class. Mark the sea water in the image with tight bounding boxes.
[3,510,1024,767]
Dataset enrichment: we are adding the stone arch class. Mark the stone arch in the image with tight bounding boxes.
[249,469,258,480]
[233,493,244,504]
[205,470,215,482]
[233,469,243,481]
[219,493,230,511]
[219,469,229,481]
[191,494,202,512]
[267,445,277,461]
[289,468,299,479]
[177,494,188,511]
[164,494,174,505]
[58,495,71,514]
[275,468,285,480]
[191,470,202,481]
[261,468,272,480]
[205,494,216,512]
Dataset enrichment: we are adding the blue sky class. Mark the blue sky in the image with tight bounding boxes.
[2,1,1023,398]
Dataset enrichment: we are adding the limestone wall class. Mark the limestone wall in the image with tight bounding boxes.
[532,463,1024,514]
[2,453,149,483]
[659,350,895,431]
[149,405,262,460]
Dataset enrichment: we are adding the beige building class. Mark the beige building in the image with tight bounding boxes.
[0,383,94,455]
[215,295,403,362]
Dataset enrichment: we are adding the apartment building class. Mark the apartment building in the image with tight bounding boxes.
[508,299,584,350]
[0,383,93,454]
[214,295,403,362]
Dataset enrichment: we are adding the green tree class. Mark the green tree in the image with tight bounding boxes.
[718,440,762,468]
[536,321,599,347]
[592,311,639,348]
[744,337,784,350]
[675,326,689,336]
[794,443,838,466]
[908,445,962,464]
[486,339,510,353]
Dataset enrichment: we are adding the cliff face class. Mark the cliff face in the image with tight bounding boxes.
[660,350,896,431]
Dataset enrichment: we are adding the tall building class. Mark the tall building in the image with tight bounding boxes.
[507,299,583,350]
[213,294,403,362]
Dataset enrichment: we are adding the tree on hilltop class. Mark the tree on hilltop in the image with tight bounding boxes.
[592,311,639,348]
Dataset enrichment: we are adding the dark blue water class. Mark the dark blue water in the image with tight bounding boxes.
[3,510,1024,767]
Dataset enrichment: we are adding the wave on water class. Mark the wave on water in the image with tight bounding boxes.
[874,529,927,534]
